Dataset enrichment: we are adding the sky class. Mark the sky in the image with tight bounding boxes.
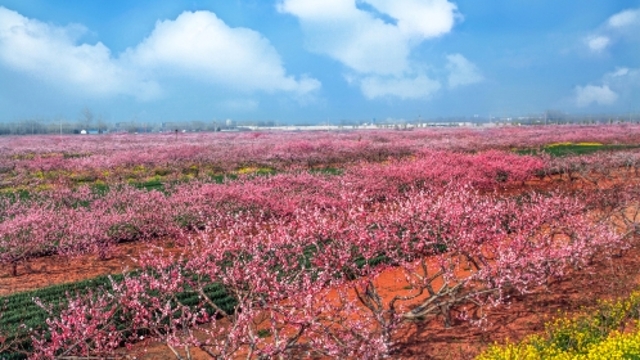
[0,0,639,124]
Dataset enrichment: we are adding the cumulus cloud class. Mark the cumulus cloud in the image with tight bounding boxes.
[584,7,640,53]
[277,0,411,75]
[278,0,464,99]
[360,0,459,39]
[577,8,640,108]
[0,7,318,102]
[446,53,483,88]
[574,66,640,108]
[0,6,159,99]
[575,85,618,107]
[123,11,319,94]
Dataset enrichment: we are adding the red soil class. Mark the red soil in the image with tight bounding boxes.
[2,172,639,359]
[0,241,178,296]
[120,238,640,360]
[392,241,640,359]
[2,169,634,296]
[3,237,639,359]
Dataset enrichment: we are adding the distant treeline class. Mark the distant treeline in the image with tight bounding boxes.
[1,112,639,135]
[0,120,100,135]
[0,120,227,135]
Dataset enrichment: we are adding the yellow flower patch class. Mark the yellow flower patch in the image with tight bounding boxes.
[545,142,603,148]
[575,142,603,147]
[477,291,640,359]
[545,142,574,148]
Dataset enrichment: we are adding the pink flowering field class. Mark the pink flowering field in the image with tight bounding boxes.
[1,124,640,359]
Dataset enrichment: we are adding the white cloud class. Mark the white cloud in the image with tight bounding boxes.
[278,0,458,75]
[123,11,319,94]
[0,7,318,102]
[277,0,461,99]
[575,85,618,107]
[360,74,441,99]
[277,0,410,75]
[360,0,459,39]
[585,35,610,53]
[0,6,159,100]
[446,53,483,88]
[608,9,639,28]
[574,67,640,108]
[584,8,639,53]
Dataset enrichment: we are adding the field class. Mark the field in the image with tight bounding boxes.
[1,125,640,359]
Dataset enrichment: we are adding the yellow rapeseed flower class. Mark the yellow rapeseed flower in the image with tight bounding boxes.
[477,291,640,360]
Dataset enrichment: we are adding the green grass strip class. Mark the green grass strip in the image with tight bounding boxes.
[516,143,640,157]
[0,235,419,359]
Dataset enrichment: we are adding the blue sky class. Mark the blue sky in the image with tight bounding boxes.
[0,0,638,124]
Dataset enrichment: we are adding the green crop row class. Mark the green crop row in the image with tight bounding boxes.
[0,165,344,203]
[0,241,394,359]
[0,274,235,360]
[517,143,640,157]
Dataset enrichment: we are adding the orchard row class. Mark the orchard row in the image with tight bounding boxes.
[2,142,639,279]
[1,127,639,359]
[24,177,639,358]
[1,125,640,189]
[1,149,548,274]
